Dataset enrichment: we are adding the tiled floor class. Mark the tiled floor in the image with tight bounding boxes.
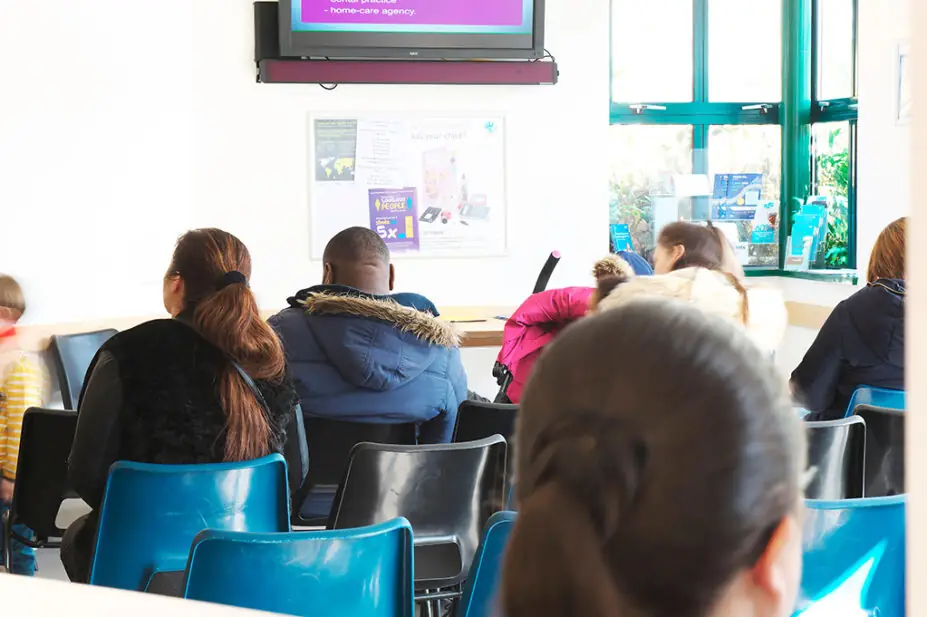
[35,546,68,581]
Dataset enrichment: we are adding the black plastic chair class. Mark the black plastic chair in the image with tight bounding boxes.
[294,418,417,526]
[49,329,117,409]
[3,408,78,570]
[453,401,517,492]
[453,401,517,443]
[329,436,507,598]
[854,405,905,497]
[805,416,866,500]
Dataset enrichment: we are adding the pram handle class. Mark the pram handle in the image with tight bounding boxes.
[532,251,561,295]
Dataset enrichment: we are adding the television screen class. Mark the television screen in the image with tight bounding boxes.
[278,0,544,59]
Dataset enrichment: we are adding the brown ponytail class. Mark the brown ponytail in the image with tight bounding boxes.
[504,414,647,617]
[722,271,750,326]
[168,228,285,462]
[505,483,622,617]
[706,222,746,281]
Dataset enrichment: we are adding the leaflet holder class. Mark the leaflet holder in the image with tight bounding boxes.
[253,2,559,86]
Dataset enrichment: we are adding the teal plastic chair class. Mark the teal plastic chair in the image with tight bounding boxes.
[456,512,516,617]
[845,386,905,417]
[184,518,415,617]
[89,454,290,592]
[793,495,906,617]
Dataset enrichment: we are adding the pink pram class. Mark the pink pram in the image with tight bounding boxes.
[495,287,595,404]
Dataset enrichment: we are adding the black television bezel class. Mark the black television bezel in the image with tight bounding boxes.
[277,0,545,60]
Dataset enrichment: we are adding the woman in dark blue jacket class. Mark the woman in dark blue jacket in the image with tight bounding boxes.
[791,218,905,421]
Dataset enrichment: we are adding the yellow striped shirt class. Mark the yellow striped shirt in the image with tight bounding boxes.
[0,356,44,480]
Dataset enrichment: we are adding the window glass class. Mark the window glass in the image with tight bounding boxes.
[709,0,783,102]
[608,125,694,260]
[818,0,854,99]
[707,126,782,267]
[611,0,693,103]
[810,121,852,268]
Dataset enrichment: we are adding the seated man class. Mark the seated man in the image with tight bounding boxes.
[270,227,467,445]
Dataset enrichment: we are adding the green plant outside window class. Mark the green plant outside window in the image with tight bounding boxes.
[609,0,858,275]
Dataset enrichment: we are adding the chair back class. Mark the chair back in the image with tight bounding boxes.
[795,495,906,617]
[296,417,416,524]
[89,453,290,591]
[330,436,507,589]
[454,402,517,492]
[853,405,904,497]
[804,416,866,500]
[457,512,517,617]
[453,402,517,443]
[184,518,415,617]
[10,408,78,540]
[845,386,904,416]
[49,329,117,409]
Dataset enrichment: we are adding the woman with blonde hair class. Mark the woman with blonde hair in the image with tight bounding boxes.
[791,217,906,420]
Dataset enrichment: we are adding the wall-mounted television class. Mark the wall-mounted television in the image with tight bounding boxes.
[277,0,545,60]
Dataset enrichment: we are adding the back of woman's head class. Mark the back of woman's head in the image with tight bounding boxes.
[504,300,804,617]
[168,228,285,462]
[868,217,906,283]
[658,222,724,271]
[657,221,745,280]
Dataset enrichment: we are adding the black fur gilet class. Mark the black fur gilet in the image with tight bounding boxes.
[85,319,299,465]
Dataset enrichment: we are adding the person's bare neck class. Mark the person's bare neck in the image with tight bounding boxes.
[332,263,390,296]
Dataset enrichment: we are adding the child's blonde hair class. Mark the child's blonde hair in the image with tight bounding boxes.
[0,275,26,316]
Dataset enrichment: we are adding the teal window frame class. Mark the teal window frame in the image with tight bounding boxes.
[609,0,859,277]
[808,0,858,270]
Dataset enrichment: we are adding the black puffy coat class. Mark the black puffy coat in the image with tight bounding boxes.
[792,279,905,421]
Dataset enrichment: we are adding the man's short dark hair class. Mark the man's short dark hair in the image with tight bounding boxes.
[323,227,390,265]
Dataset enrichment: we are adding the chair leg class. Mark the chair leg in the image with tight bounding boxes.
[3,512,11,573]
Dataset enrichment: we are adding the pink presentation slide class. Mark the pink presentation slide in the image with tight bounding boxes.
[300,0,524,27]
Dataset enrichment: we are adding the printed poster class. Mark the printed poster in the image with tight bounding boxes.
[313,119,357,182]
[368,188,420,253]
[308,114,507,259]
[750,202,778,244]
[712,173,763,220]
[609,223,633,252]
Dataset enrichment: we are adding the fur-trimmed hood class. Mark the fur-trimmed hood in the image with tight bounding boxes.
[597,267,787,352]
[269,286,467,401]
[298,292,460,348]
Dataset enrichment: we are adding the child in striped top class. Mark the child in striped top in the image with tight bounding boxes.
[0,275,44,575]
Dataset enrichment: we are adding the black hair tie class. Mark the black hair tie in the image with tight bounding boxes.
[218,270,248,290]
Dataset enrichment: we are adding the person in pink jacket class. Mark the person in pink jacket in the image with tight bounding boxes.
[497,255,643,403]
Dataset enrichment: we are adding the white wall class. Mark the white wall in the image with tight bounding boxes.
[856,0,911,270]
[0,0,609,327]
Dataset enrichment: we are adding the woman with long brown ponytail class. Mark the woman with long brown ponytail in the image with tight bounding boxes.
[61,228,306,583]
